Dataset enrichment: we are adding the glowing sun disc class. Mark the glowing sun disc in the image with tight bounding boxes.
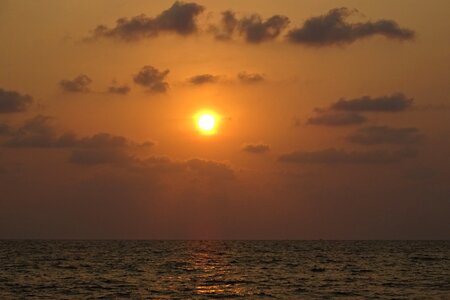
[198,114,215,131]
[195,111,218,135]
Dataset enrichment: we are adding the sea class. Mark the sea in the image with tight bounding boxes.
[0,240,449,299]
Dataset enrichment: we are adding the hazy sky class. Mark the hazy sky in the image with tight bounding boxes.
[0,0,449,239]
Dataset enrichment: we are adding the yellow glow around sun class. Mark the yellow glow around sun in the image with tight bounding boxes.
[195,111,219,135]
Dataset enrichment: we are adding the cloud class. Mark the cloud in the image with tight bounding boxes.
[238,14,290,43]
[211,11,289,43]
[305,93,413,127]
[59,75,92,93]
[330,93,413,112]
[2,115,133,149]
[347,126,424,145]
[90,1,204,41]
[287,7,415,46]
[242,143,270,154]
[76,133,129,148]
[141,157,231,179]
[237,72,265,83]
[139,156,185,173]
[69,151,236,180]
[0,88,33,113]
[133,65,169,93]
[0,115,154,167]
[278,148,417,164]
[210,10,238,41]
[185,158,235,180]
[306,112,366,126]
[108,85,130,95]
[155,1,204,35]
[188,74,219,85]
[4,115,65,148]
[140,141,155,147]
[69,149,131,165]
[87,4,414,47]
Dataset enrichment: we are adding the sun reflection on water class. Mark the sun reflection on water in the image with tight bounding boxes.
[189,243,248,297]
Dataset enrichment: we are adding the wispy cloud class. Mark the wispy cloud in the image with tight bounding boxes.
[188,74,219,85]
[242,143,270,154]
[133,66,170,93]
[0,88,33,113]
[306,112,366,126]
[88,1,204,41]
[347,126,424,145]
[279,148,417,164]
[330,93,413,112]
[287,8,415,46]
[59,75,92,93]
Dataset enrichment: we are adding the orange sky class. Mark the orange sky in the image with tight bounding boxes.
[0,0,449,239]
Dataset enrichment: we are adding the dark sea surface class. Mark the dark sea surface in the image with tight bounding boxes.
[0,240,449,299]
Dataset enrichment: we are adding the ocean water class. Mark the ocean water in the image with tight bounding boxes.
[0,241,449,299]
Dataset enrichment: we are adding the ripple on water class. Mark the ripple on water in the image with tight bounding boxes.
[0,240,448,299]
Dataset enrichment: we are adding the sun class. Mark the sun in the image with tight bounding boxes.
[195,111,219,135]
[198,114,215,131]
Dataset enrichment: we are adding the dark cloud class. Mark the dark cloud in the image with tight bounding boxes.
[69,149,131,166]
[347,126,424,145]
[140,141,155,147]
[238,14,290,43]
[155,1,204,35]
[138,156,185,173]
[242,143,270,154]
[287,7,415,46]
[90,1,204,41]
[76,133,129,148]
[306,112,366,126]
[2,115,132,149]
[59,75,92,93]
[278,148,417,164]
[0,88,33,113]
[69,151,235,180]
[305,93,413,128]
[211,11,289,43]
[188,74,219,85]
[69,150,236,182]
[4,115,66,148]
[330,93,413,112]
[237,72,265,83]
[108,85,130,95]
[133,65,169,93]
[186,158,235,180]
[1,116,149,167]
[211,10,238,41]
